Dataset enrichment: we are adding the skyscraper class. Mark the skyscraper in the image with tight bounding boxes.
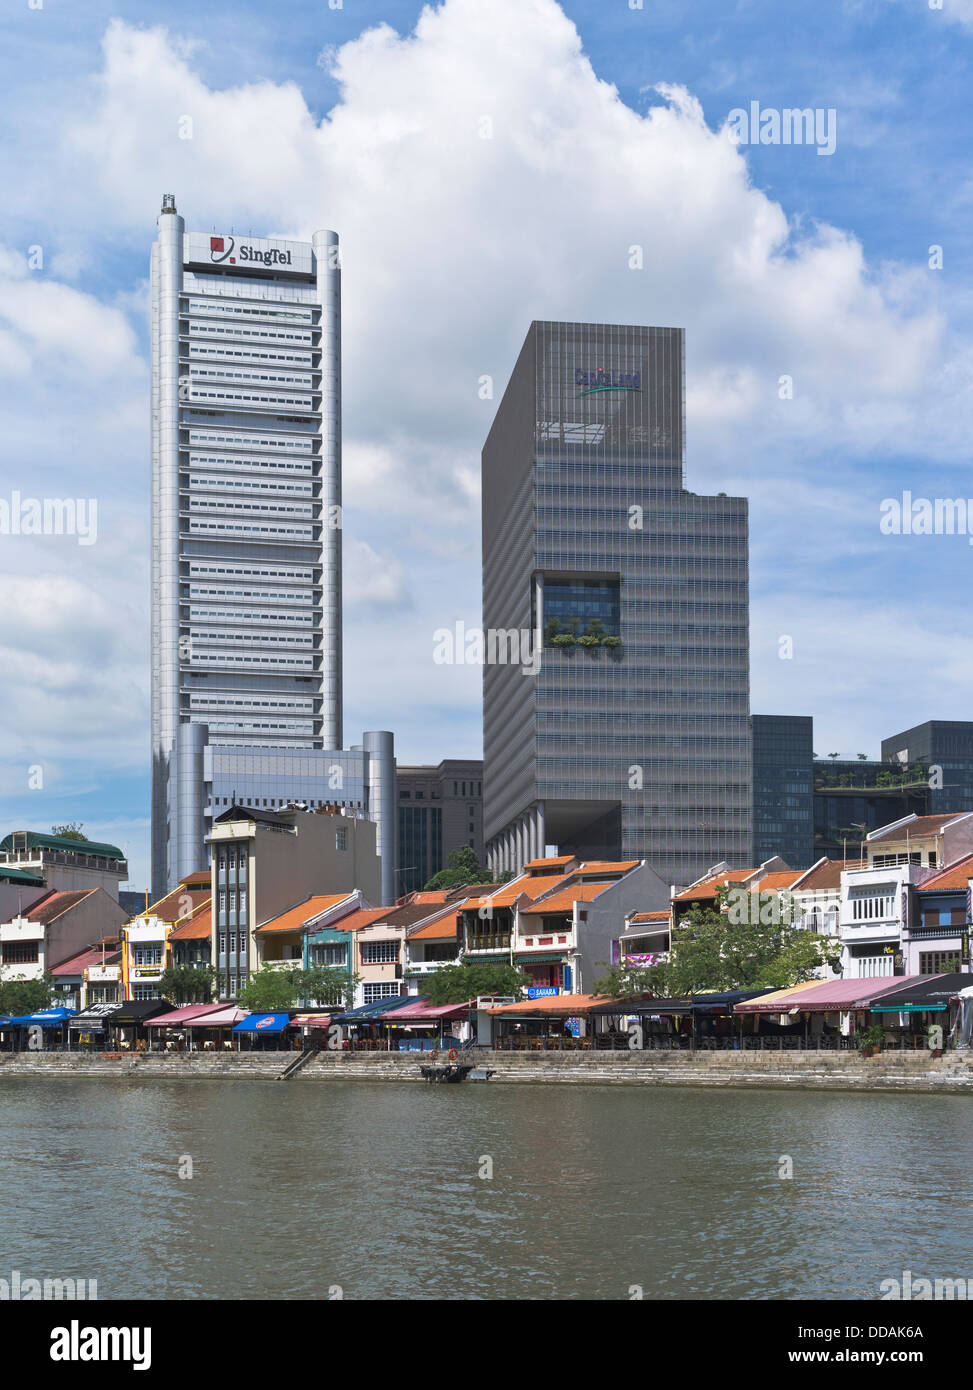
[481,321,751,887]
[150,196,395,899]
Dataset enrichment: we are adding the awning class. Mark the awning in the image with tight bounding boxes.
[9,1007,76,1026]
[110,1000,171,1024]
[487,993,604,1018]
[146,1004,229,1028]
[332,997,415,1023]
[184,1007,247,1027]
[870,973,966,1013]
[589,989,777,1018]
[735,976,925,1014]
[289,1014,332,1028]
[232,1012,290,1034]
[68,1004,123,1031]
[381,999,472,1023]
[514,952,568,962]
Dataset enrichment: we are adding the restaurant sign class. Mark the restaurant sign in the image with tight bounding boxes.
[528,986,559,999]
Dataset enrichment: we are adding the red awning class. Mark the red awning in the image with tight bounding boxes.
[290,1014,332,1028]
[146,1004,228,1028]
[382,999,472,1022]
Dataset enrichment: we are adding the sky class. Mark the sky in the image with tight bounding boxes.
[1,0,972,889]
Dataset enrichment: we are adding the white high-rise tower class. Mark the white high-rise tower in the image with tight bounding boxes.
[150,197,395,899]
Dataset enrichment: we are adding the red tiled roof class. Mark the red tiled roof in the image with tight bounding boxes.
[26,890,95,924]
[628,910,670,924]
[793,858,855,891]
[918,854,973,892]
[329,906,393,934]
[462,873,572,912]
[869,814,971,843]
[575,860,640,876]
[138,884,210,925]
[409,916,460,941]
[750,869,806,893]
[524,856,576,870]
[51,944,122,975]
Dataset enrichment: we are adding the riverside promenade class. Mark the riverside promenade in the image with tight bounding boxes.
[4,1049,973,1093]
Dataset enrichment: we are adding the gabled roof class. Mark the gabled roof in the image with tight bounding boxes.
[25,889,95,924]
[917,854,973,892]
[137,884,210,926]
[524,856,576,871]
[213,805,293,828]
[521,882,617,915]
[628,910,670,924]
[749,868,806,893]
[462,873,572,912]
[255,893,355,935]
[409,916,460,941]
[868,813,971,843]
[168,901,213,941]
[51,944,122,975]
[575,860,640,877]
[673,870,756,903]
[328,906,392,934]
[792,858,855,891]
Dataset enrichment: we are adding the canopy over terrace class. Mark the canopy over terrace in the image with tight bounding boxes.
[487,993,607,1020]
[588,989,777,1017]
[331,997,418,1024]
[869,973,966,1013]
[146,1004,230,1028]
[734,976,925,1014]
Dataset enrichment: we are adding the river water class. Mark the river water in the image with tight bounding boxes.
[1,1077,970,1300]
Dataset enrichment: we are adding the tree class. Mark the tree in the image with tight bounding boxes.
[295,965,357,1009]
[0,973,55,1016]
[237,968,302,1012]
[421,959,527,1005]
[51,823,87,841]
[591,960,670,999]
[424,846,494,891]
[156,964,215,1005]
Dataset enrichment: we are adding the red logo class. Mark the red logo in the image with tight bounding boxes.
[210,237,224,252]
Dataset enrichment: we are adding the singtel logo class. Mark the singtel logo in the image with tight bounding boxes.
[209,236,294,267]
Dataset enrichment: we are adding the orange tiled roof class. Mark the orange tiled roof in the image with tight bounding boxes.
[329,906,395,934]
[140,884,210,925]
[409,916,460,941]
[168,900,212,941]
[255,893,354,935]
[576,860,640,876]
[399,890,451,905]
[918,853,973,892]
[462,873,572,912]
[673,870,756,902]
[524,856,576,870]
[750,869,805,893]
[521,882,615,914]
[629,910,670,923]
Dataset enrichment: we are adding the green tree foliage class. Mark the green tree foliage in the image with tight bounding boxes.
[591,887,840,998]
[156,965,215,1005]
[423,846,494,891]
[237,965,356,1012]
[420,959,527,1005]
[0,973,55,1016]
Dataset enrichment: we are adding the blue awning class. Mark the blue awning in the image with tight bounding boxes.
[232,1012,290,1034]
[9,1007,76,1026]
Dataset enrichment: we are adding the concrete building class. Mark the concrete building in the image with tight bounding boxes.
[120,871,211,1001]
[208,804,382,998]
[0,889,127,987]
[150,195,398,899]
[882,721,973,815]
[481,321,751,887]
[911,856,973,976]
[0,831,128,901]
[396,760,484,894]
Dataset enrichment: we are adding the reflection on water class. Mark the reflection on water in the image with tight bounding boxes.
[1,1078,971,1300]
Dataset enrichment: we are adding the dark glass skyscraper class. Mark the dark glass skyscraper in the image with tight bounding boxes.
[751,715,814,868]
[482,321,751,887]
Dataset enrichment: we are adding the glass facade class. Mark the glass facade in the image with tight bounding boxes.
[482,321,751,886]
[881,721,973,815]
[751,715,814,868]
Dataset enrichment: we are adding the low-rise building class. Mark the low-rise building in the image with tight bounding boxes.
[121,872,211,1001]
[0,830,129,900]
[50,939,122,1011]
[0,888,127,986]
[908,855,973,976]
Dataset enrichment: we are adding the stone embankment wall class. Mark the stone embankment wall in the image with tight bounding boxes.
[3,1049,973,1093]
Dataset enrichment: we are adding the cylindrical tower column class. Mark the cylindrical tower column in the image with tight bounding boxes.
[175,721,208,884]
[151,194,184,895]
[314,230,342,751]
[364,730,397,905]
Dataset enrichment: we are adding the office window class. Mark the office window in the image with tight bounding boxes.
[336,827,348,852]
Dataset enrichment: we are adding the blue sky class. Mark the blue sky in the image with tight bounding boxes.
[1,0,971,887]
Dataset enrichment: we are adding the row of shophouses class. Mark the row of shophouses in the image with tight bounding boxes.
[3,807,973,1013]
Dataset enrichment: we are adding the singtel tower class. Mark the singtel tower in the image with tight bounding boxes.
[482,321,751,888]
[150,196,396,899]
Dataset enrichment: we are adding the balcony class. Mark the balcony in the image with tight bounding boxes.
[464,936,512,953]
[0,920,44,942]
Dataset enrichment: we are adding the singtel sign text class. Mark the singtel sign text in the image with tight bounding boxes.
[209,236,294,268]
